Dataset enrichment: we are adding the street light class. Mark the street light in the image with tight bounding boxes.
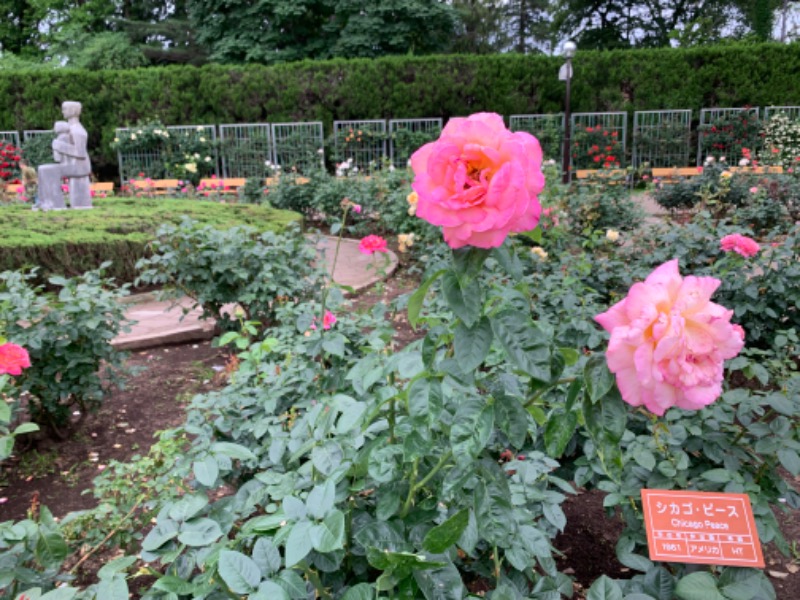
[560,40,577,184]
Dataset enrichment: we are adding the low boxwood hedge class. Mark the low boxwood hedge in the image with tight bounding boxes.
[0,197,302,284]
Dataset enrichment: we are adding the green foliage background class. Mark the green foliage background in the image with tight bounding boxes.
[2,42,800,173]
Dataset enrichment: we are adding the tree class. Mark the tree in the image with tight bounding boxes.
[449,0,510,53]
[189,0,458,64]
[503,0,553,54]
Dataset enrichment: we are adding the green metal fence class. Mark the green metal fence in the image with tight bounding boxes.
[509,114,564,162]
[632,110,692,168]
[570,112,627,169]
[272,122,324,174]
[388,118,442,168]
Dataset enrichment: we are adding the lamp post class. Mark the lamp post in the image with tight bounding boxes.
[560,40,577,184]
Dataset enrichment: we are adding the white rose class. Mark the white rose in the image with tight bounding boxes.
[606,229,620,242]
[130,134,137,140]
[199,137,206,142]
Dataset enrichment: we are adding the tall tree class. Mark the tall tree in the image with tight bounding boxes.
[449,0,509,54]
[503,0,553,53]
[188,0,458,64]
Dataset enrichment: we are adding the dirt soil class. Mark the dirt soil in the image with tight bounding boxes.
[1,264,798,599]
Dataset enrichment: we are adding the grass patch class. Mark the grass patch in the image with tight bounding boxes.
[0,197,302,284]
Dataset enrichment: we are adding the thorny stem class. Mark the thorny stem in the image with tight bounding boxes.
[524,377,576,408]
[399,451,453,518]
[320,205,350,338]
[69,495,144,574]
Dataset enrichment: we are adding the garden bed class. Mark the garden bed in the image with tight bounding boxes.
[0,197,302,284]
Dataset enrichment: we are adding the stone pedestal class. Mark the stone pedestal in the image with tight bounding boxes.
[37,164,67,210]
[69,176,92,209]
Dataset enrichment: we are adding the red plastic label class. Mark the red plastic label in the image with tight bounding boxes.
[641,489,764,567]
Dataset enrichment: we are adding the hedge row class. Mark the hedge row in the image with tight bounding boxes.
[0,198,301,283]
[2,42,799,175]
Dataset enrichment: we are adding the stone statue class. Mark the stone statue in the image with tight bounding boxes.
[37,101,92,210]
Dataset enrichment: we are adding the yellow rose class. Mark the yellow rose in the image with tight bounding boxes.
[531,247,548,261]
[606,229,620,242]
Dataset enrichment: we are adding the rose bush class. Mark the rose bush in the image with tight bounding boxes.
[410,112,544,248]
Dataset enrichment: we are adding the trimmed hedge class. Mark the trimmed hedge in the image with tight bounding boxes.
[0,198,302,283]
[2,42,800,174]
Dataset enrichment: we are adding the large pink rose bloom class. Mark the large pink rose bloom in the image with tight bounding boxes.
[594,260,744,416]
[410,112,544,249]
[0,342,31,376]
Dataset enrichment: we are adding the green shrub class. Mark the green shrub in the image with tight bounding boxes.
[0,198,302,284]
[0,265,130,433]
[136,219,325,332]
[4,43,800,175]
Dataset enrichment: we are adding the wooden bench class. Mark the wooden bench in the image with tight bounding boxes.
[574,168,627,180]
[90,182,114,195]
[198,177,247,195]
[727,166,784,174]
[652,165,784,183]
[130,179,181,195]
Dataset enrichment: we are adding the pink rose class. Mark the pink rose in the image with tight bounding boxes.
[720,234,760,258]
[749,186,758,194]
[359,235,388,255]
[0,343,31,376]
[410,112,544,249]
[595,260,744,416]
[322,310,337,330]
[351,204,362,214]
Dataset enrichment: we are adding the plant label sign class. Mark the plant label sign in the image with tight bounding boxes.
[641,489,764,567]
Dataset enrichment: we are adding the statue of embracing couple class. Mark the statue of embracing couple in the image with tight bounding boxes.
[36,101,93,210]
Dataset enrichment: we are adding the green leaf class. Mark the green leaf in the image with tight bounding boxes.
[422,509,469,554]
[251,581,291,600]
[454,317,493,372]
[494,394,529,449]
[211,442,256,461]
[492,243,523,280]
[218,550,261,594]
[366,548,446,574]
[142,519,179,551]
[442,270,482,328]
[633,449,656,471]
[153,575,197,595]
[408,269,446,328]
[35,531,68,569]
[675,572,725,600]
[778,449,800,476]
[177,517,223,546]
[306,479,336,520]
[0,400,9,422]
[97,555,137,580]
[98,575,128,600]
[451,397,494,465]
[12,422,39,435]
[700,469,732,483]
[490,310,551,382]
[587,575,624,600]
[544,409,578,458]
[341,583,375,600]
[452,246,491,278]
[252,538,282,577]
[285,520,314,567]
[39,589,78,600]
[585,354,615,403]
[312,441,344,476]
[310,510,346,553]
[643,567,675,600]
[193,455,219,487]
[168,494,209,522]
[582,388,627,445]
[413,563,465,600]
